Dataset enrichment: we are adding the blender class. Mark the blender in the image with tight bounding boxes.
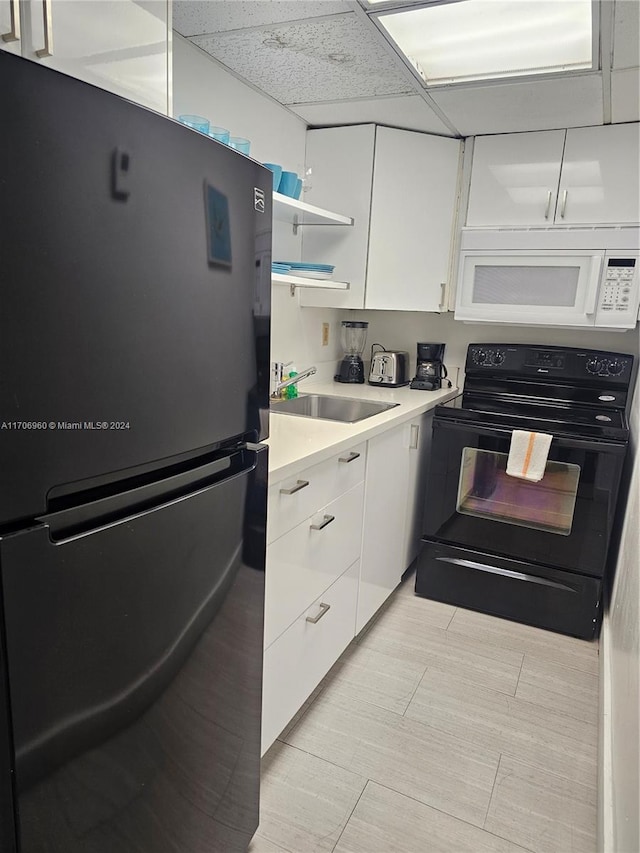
[335,321,368,383]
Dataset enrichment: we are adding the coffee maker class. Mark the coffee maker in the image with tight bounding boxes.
[410,342,449,390]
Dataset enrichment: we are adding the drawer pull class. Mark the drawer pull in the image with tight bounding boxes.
[338,451,360,464]
[280,479,309,495]
[306,602,331,624]
[1,0,20,42]
[310,514,335,531]
[35,0,53,57]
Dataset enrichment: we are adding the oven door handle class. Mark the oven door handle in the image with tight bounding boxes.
[433,419,627,454]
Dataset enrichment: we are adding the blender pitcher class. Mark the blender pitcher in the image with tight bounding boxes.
[335,321,368,383]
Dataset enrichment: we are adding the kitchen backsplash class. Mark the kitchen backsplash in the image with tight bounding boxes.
[350,310,640,386]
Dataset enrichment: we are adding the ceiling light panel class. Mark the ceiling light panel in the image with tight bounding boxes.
[376,0,594,86]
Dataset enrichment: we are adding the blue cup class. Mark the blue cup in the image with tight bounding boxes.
[294,178,303,200]
[178,114,210,133]
[229,137,251,155]
[263,163,283,191]
[208,126,230,144]
[279,171,299,197]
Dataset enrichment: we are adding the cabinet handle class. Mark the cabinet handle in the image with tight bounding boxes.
[409,423,419,449]
[1,0,20,42]
[279,479,309,495]
[560,189,568,219]
[306,602,331,624]
[544,190,552,220]
[338,451,360,464]
[310,514,335,531]
[439,281,447,312]
[35,0,53,57]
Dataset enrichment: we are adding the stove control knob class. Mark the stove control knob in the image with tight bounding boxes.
[492,350,505,365]
[586,358,603,374]
[607,360,624,376]
[474,349,487,364]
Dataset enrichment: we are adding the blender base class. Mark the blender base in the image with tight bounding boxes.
[334,356,365,383]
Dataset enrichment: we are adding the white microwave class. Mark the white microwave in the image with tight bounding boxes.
[455,249,640,329]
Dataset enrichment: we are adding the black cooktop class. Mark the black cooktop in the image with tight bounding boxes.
[436,344,634,443]
[437,393,629,442]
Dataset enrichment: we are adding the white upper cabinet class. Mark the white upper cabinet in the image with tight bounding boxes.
[301,124,462,311]
[467,124,640,227]
[367,127,461,311]
[466,130,565,226]
[1,1,170,114]
[558,124,640,225]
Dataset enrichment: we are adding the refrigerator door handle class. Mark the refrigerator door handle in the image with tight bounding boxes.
[38,447,258,543]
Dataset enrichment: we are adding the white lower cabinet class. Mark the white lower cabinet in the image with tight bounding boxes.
[266,442,366,545]
[262,413,436,751]
[357,412,434,633]
[402,412,434,570]
[264,481,364,648]
[357,422,411,633]
[261,560,359,754]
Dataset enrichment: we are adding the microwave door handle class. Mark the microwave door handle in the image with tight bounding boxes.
[585,256,603,315]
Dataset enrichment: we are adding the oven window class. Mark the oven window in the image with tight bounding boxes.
[456,448,581,535]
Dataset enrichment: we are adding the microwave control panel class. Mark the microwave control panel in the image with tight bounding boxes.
[595,254,639,326]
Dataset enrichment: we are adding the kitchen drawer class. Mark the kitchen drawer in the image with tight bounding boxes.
[267,443,365,543]
[264,481,364,648]
[262,559,359,754]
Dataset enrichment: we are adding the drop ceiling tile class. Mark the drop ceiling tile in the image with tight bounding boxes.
[173,0,352,37]
[190,13,414,103]
[612,0,640,69]
[430,74,603,136]
[291,95,456,136]
[611,68,640,122]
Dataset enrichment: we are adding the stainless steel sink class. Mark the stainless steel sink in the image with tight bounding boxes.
[271,394,399,423]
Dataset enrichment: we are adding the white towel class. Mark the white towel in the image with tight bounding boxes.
[506,430,552,482]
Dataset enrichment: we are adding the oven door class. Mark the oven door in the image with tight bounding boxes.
[423,418,627,576]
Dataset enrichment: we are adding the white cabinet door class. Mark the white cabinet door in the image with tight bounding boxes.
[265,482,364,648]
[301,125,461,311]
[366,127,461,311]
[0,0,21,54]
[467,130,565,226]
[301,124,375,309]
[19,0,169,113]
[558,124,640,225]
[262,559,359,754]
[401,412,433,571]
[358,422,410,633]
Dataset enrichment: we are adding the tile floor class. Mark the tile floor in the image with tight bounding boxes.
[249,572,599,853]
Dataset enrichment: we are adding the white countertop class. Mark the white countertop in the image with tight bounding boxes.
[265,380,459,482]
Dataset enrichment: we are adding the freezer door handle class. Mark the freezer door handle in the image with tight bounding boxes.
[38,447,257,542]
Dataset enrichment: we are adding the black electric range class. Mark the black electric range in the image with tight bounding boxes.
[415,344,635,639]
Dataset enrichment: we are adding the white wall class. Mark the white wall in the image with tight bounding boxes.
[173,34,343,380]
[600,330,640,853]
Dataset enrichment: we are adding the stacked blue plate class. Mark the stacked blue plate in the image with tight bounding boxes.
[276,262,335,279]
[272,263,292,274]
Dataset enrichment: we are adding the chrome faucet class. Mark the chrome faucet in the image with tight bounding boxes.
[271,362,317,398]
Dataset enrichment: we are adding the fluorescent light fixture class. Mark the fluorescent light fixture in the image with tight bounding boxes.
[376,0,594,86]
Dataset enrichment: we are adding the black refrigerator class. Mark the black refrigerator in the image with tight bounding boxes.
[0,52,271,853]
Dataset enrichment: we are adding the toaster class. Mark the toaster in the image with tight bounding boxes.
[368,351,410,387]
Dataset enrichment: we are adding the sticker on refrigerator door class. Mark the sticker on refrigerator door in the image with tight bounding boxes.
[204,183,232,268]
[254,188,265,213]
